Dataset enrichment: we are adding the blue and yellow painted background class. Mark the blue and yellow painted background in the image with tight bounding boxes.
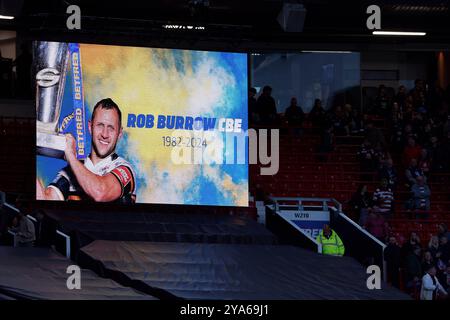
[36,42,248,206]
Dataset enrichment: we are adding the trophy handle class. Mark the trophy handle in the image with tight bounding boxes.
[34,41,69,159]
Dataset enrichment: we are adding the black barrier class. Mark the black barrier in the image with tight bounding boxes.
[330,208,386,280]
[45,206,277,263]
[265,205,319,252]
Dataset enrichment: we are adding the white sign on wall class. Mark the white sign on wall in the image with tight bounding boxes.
[279,210,330,239]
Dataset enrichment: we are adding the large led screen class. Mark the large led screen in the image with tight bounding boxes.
[35,41,248,206]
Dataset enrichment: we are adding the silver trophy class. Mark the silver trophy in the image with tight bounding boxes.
[34,41,69,158]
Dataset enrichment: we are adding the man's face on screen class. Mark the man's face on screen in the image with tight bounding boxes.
[89,107,122,159]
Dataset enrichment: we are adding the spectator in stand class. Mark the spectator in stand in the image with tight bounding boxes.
[410,79,426,109]
[416,91,428,112]
[391,110,405,149]
[418,122,434,148]
[374,85,391,117]
[348,184,372,226]
[256,85,277,125]
[405,158,426,187]
[0,51,12,98]
[430,116,442,135]
[284,97,305,136]
[418,149,431,178]
[438,223,450,242]
[396,85,407,109]
[428,236,441,260]
[417,92,428,114]
[390,102,403,126]
[358,139,377,173]
[309,98,326,127]
[344,104,354,124]
[402,231,422,258]
[330,105,351,136]
[248,87,258,124]
[428,83,445,116]
[374,143,391,170]
[426,136,440,169]
[412,109,427,135]
[365,121,386,149]
[379,158,398,190]
[435,253,448,285]
[403,97,415,123]
[403,137,422,167]
[372,178,394,218]
[422,251,435,275]
[364,211,388,243]
[439,130,450,172]
[420,266,448,300]
[444,115,450,137]
[385,236,402,288]
[383,220,391,240]
[410,175,431,217]
[440,236,450,263]
[443,265,450,291]
[405,246,423,292]
[403,124,418,145]
[349,106,364,134]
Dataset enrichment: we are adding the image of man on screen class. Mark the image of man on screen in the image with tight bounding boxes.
[37,98,136,204]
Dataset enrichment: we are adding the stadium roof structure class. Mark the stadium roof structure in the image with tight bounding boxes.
[1,0,449,51]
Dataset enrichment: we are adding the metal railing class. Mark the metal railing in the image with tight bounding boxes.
[332,207,387,282]
[56,230,71,258]
[270,196,342,213]
[268,197,338,253]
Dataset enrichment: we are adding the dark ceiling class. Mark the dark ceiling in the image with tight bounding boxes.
[1,0,450,51]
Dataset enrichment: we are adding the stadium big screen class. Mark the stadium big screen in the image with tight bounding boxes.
[35,41,248,206]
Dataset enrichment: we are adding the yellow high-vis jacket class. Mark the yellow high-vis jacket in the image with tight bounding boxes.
[316,229,345,256]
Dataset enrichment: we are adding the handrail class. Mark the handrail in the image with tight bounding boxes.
[0,190,22,213]
[271,197,342,213]
[26,215,37,223]
[269,197,334,254]
[56,230,71,259]
[332,208,386,249]
[331,207,387,282]
[7,230,18,247]
[2,202,20,213]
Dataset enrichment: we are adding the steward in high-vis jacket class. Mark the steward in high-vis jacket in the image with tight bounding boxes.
[316,224,345,256]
